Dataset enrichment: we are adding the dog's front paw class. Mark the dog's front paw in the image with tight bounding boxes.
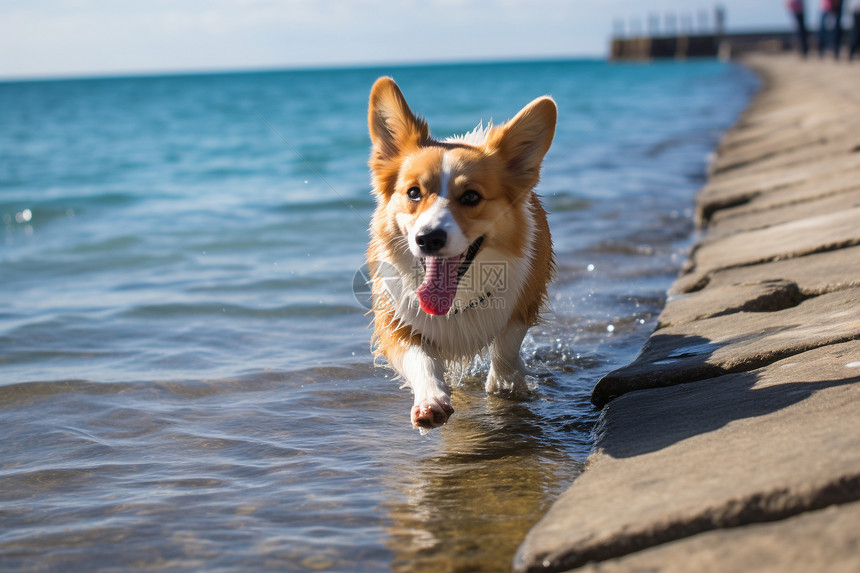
[411,397,454,432]
[486,367,531,398]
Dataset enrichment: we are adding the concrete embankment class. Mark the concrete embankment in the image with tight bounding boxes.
[515,54,860,573]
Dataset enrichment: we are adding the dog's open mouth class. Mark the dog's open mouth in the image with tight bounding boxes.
[416,237,484,316]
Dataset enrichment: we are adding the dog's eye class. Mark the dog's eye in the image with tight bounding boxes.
[460,190,482,206]
[406,187,422,202]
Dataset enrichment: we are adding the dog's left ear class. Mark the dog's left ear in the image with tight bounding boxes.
[487,97,557,189]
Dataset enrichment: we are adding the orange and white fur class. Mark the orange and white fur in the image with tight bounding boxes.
[366,77,556,432]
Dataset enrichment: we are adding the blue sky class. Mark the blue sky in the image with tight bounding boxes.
[2,0,803,79]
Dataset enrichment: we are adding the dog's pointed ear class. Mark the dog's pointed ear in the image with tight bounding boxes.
[487,96,556,189]
[368,77,429,161]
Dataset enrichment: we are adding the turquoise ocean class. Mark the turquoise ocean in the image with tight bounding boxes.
[0,60,756,571]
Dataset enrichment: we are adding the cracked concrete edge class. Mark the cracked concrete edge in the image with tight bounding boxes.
[655,279,806,329]
[516,473,860,573]
[572,501,860,573]
[592,287,860,408]
[669,244,860,297]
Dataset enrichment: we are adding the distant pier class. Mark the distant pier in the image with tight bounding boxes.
[609,6,795,60]
[611,30,795,61]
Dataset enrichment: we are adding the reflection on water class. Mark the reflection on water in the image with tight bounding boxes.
[385,379,593,573]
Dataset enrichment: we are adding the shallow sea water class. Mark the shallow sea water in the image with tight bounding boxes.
[0,60,756,571]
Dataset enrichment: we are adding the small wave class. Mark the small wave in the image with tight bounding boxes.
[274,196,375,214]
[0,349,126,367]
[1,192,142,233]
[590,240,658,256]
[545,194,591,213]
[64,235,142,255]
[1,192,139,214]
[119,302,362,319]
[0,362,378,403]
[0,379,134,403]
[0,465,147,496]
[186,276,334,294]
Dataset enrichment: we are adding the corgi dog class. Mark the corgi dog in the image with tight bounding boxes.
[366,77,556,432]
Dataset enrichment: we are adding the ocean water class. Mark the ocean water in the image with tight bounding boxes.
[0,60,756,572]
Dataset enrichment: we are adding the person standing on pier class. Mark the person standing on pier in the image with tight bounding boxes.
[850,0,860,59]
[819,0,845,58]
[788,0,810,57]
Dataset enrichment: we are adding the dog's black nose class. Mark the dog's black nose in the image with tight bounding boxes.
[416,228,447,254]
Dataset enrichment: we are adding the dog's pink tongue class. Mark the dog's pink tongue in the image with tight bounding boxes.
[416,256,460,316]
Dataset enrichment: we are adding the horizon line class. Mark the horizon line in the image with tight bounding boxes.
[0,52,608,85]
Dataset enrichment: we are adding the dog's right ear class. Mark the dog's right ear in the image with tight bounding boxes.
[368,78,429,161]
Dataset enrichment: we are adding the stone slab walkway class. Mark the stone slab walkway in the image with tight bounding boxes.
[514,54,860,573]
